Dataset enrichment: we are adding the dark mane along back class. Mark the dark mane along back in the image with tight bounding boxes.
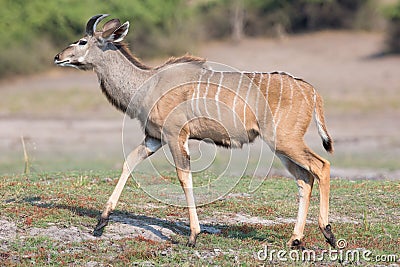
[115,43,152,70]
[115,43,205,70]
[156,54,206,69]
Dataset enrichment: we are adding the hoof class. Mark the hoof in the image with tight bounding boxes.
[186,233,199,248]
[186,240,196,248]
[290,239,305,250]
[93,217,109,237]
[322,224,336,248]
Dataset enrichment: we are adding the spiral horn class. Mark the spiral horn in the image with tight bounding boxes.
[86,14,109,36]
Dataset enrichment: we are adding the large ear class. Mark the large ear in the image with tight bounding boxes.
[102,21,130,43]
[102,18,121,37]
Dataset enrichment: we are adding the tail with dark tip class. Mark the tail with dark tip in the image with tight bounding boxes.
[314,92,334,154]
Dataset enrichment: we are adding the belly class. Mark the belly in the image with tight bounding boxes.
[188,117,259,148]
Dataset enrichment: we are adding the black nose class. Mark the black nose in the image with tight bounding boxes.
[54,54,60,61]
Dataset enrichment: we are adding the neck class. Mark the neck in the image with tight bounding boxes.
[93,44,155,117]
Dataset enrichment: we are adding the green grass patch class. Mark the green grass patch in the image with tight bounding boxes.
[0,171,399,266]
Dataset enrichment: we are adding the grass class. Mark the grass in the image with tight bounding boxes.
[0,171,399,266]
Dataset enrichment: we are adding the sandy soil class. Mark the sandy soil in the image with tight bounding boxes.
[0,30,399,178]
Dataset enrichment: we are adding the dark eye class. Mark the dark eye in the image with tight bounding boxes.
[78,39,87,45]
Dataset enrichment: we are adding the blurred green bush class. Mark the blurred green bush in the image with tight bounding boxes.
[0,0,389,78]
[198,0,378,38]
[384,0,400,53]
[0,0,193,77]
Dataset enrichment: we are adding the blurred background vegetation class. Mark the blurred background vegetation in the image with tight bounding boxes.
[0,0,399,78]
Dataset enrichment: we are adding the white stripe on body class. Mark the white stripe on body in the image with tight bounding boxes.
[191,83,196,116]
[192,69,205,116]
[203,71,214,117]
[262,73,271,127]
[215,72,224,121]
[273,75,283,119]
[232,72,244,128]
[273,75,284,129]
[196,71,204,115]
[265,73,271,104]
[283,77,294,122]
[293,78,310,105]
[243,72,256,126]
[255,73,263,122]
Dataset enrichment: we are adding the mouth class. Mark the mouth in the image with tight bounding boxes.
[54,59,83,70]
[54,59,70,66]
[54,59,90,70]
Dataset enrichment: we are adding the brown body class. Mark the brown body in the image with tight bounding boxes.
[54,14,336,248]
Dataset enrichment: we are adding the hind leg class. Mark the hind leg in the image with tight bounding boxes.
[278,154,313,249]
[316,158,336,248]
[277,144,336,248]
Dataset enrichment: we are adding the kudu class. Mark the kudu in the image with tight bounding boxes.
[54,14,336,248]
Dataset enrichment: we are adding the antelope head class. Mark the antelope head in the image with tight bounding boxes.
[54,14,129,70]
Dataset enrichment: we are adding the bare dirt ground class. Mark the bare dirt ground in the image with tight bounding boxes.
[0,30,399,178]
